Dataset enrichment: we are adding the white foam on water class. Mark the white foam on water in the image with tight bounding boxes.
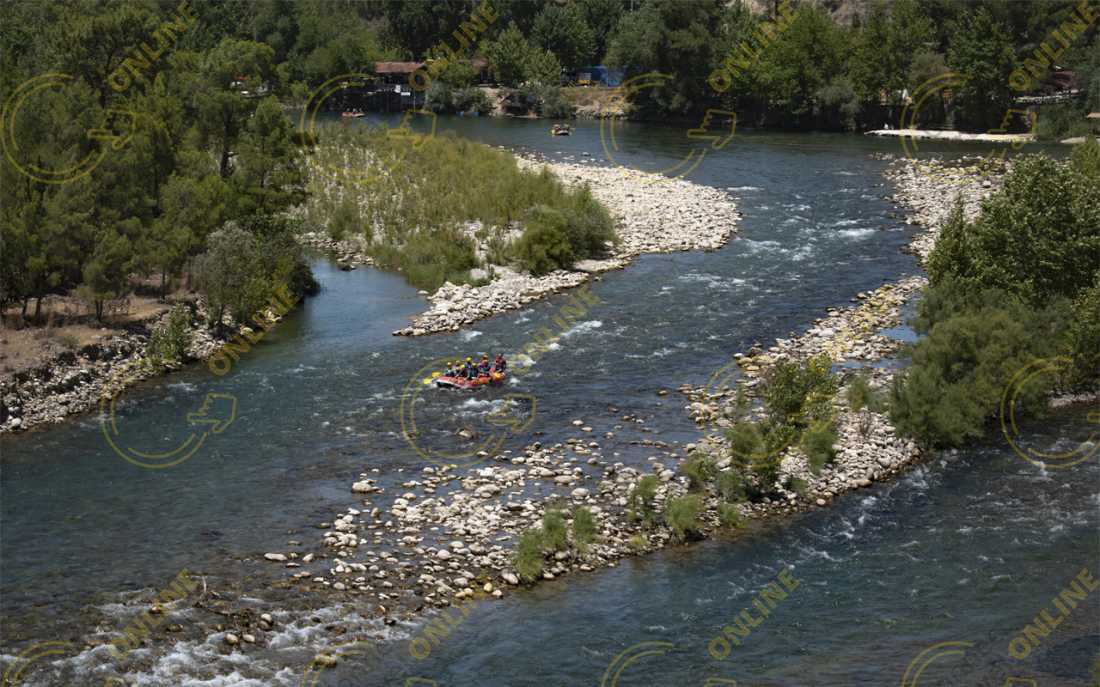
[832,218,862,226]
[459,397,499,410]
[559,320,602,339]
[727,185,762,191]
[460,330,482,341]
[791,244,815,262]
[839,228,876,239]
[166,381,197,393]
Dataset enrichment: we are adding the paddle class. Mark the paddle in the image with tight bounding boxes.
[421,371,444,385]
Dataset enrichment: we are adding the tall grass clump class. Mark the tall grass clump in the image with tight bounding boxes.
[572,507,597,553]
[682,453,717,492]
[514,528,545,583]
[665,495,704,542]
[627,475,660,527]
[303,126,616,290]
[541,509,568,551]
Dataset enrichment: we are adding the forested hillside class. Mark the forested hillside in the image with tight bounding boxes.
[2,0,1097,320]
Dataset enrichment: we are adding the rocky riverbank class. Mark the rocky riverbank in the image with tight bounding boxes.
[0,299,296,434]
[393,156,739,336]
[226,158,997,671]
[881,155,1003,262]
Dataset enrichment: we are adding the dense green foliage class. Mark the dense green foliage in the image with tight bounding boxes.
[147,304,192,366]
[1,0,317,324]
[892,145,1100,447]
[627,474,660,527]
[304,126,615,288]
[682,453,717,492]
[513,527,545,583]
[717,502,742,530]
[541,509,568,551]
[665,494,704,542]
[723,355,838,498]
[571,507,598,553]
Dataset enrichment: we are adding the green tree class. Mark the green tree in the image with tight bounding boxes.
[850,0,934,107]
[531,3,595,72]
[194,223,268,328]
[946,7,1014,130]
[577,0,624,63]
[927,155,1100,304]
[606,0,724,116]
[485,22,533,87]
[755,5,846,121]
[79,226,133,321]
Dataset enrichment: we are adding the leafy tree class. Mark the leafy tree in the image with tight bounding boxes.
[525,48,563,87]
[606,0,724,116]
[577,0,624,63]
[232,96,305,215]
[755,5,846,122]
[946,7,1014,130]
[194,223,268,328]
[927,154,1100,305]
[890,297,1070,447]
[850,0,934,107]
[531,3,595,72]
[485,22,534,87]
[79,226,133,321]
[194,39,276,179]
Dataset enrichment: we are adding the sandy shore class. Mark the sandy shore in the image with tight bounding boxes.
[867,128,1035,144]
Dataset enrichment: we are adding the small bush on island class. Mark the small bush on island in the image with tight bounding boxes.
[716,470,746,503]
[763,355,837,427]
[717,502,743,530]
[627,475,660,527]
[665,495,704,542]
[846,373,872,412]
[514,528,545,583]
[801,420,838,474]
[682,453,717,492]
[572,507,597,553]
[541,509,568,551]
[513,211,575,276]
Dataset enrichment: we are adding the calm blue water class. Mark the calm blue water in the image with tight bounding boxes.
[1,117,1093,686]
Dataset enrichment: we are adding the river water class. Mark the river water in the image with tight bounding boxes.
[1,117,1094,686]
